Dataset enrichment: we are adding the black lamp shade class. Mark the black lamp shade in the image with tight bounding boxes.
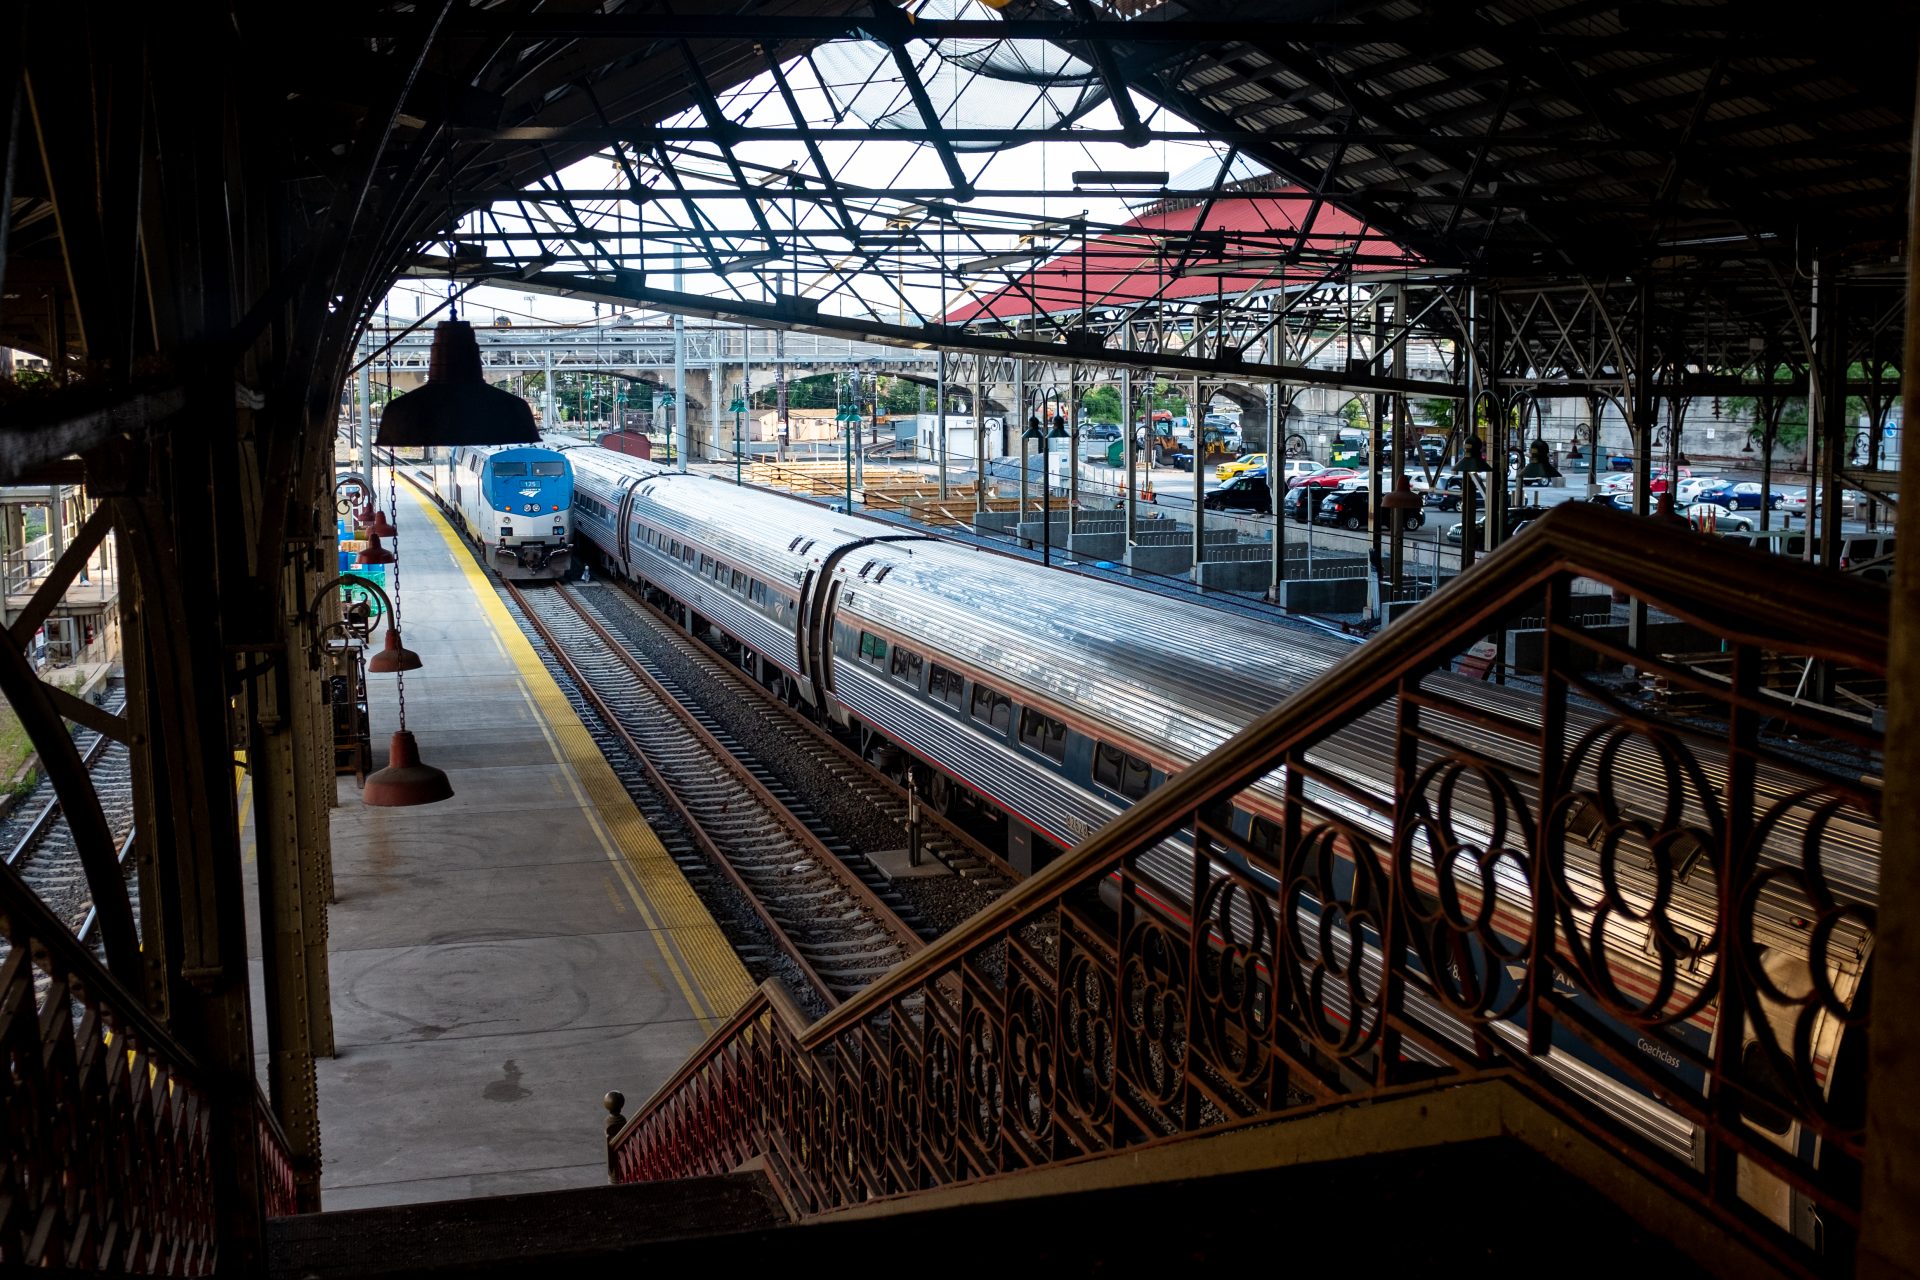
[376,321,540,446]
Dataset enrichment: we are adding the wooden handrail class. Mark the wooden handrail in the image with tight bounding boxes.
[806,503,1885,1045]
[0,845,201,1076]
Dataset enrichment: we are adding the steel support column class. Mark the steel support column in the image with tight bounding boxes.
[1629,282,1655,649]
[936,349,948,499]
[1810,261,1847,570]
[249,549,334,1211]
[1190,377,1204,576]
[673,311,688,470]
[973,357,986,517]
[1122,336,1137,551]
[1269,381,1285,602]
[1388,286,1408,596]
[1859,69,1920,1279]
[1014,358,1028,522]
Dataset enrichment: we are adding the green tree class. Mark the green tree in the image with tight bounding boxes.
[1415,398,1454,431]
[1079,385,1122,421]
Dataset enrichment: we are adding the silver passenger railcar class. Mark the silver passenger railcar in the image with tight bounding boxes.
[562,445,1871,1245]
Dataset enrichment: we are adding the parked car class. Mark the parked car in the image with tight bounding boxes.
[1686,503,1755,533]
[1282,458,1325,484]
[1586,491,1635,512]
[1282,485,1337,523]
[1781,486,1868,519]
[1202,473,1275,512]
[1446,506,1543,547]
[1080,421,1122,441]
[1674,475,1725,505]
[1422,474,1467,511]
[1291,467,1358,489]
[1313,489,1425,532]
[1693,480,1783,511]
[1217,452,1267,482]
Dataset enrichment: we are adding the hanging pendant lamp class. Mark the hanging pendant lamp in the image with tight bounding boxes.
[375,320,540,446]
[1380,469,1422,511]
[358,536,396,566]
[362,508,398,539]
[363,731,454,806]
[367,627,423,673]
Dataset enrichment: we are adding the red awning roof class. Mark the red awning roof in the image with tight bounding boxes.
[944,188,1403,324]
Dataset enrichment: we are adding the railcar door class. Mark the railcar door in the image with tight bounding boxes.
[615,480,638,579]
[793,566,820,705]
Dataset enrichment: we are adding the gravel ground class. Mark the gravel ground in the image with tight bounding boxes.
[579,582,1008,937]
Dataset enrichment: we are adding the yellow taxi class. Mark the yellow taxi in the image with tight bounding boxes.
[1215,452,1265,482]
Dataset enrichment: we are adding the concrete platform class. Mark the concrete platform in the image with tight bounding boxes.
[285,479,753,1211]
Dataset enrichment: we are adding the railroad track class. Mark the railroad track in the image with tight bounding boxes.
[502,580,924,1007]
[0,679,137,947]
[593,576,1015,888]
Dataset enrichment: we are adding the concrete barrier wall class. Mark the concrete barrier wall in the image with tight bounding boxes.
[1194,560,1276,591]
[1280,576,1368,612]
[1126,543,1196,575]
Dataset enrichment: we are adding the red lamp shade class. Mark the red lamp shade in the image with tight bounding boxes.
[363,731,453,807]
[357,535,396,566]
[362,509,398,539]
[375,320,539,446]
[367,628,423,673]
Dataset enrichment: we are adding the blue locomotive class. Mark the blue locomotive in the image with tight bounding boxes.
[429,442,574,581]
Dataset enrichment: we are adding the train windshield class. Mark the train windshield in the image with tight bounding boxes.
[531,461,565,476]
[492,462,528,476]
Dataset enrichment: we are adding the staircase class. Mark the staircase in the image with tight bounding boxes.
[605,503,1882,1277]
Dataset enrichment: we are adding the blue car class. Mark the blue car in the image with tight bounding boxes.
[1694,481,1784,511]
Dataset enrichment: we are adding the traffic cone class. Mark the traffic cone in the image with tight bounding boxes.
[1142,479,1156,504]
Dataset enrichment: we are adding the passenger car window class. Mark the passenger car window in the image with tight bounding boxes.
[857,631,888,666]
[1018,707,1068,763]
[889,645,923,686]
[1093,741,1155,800]
[928,664,965,709]
[970,683,1012,733]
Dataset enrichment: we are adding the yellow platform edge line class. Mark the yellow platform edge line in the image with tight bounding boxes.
[401,483,756,1023]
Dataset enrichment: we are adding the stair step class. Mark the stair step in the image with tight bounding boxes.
[267,1172,785,1279]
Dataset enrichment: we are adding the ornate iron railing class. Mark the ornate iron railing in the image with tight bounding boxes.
[0,851,298,1269]
[610,504,1882,1273]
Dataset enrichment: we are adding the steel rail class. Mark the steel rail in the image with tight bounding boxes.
[546,582,927,954]
[4,688,125,869]
[600,573,1018,884]
[502,578,921,1007]
[75,826,137,945]
[501,576,839,1004]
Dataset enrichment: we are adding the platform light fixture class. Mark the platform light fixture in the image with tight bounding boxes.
[1071,170,1169,187]
[376,320,540,446]
[1181,256,1290,277]
[958,249,1046,274]
[1520,438,1562,483]
[716,250,785,274]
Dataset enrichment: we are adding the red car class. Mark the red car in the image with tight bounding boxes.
[1290,467,1358,489]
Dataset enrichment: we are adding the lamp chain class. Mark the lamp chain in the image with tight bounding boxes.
[385,377,407,730]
